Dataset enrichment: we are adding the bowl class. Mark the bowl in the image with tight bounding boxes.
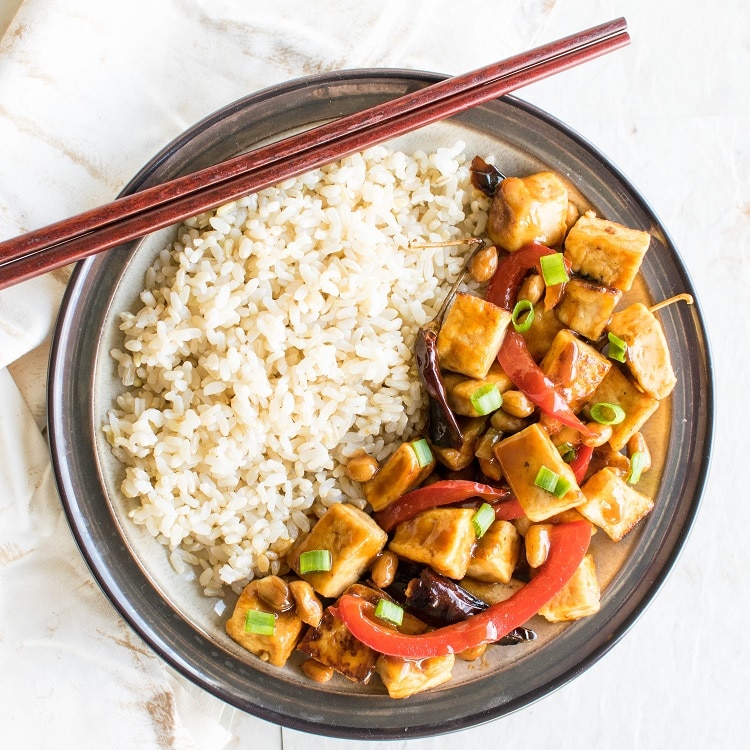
[47,69,713,739]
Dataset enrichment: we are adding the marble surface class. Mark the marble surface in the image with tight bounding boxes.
[0,1,747,748]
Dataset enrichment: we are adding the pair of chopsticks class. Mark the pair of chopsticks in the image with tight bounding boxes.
[0,18,628,291]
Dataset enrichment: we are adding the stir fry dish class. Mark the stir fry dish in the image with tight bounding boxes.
[224,158,681,698]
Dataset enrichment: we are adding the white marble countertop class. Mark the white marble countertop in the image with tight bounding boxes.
[0,1,746,748]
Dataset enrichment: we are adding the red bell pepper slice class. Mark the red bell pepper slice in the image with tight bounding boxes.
[333,519,591,659]
[569,443,594,484]
[373,479,523,533]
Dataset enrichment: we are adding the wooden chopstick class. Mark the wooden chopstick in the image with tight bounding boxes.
[0,19,628,290]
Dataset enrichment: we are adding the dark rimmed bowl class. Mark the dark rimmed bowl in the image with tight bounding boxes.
[47,69,713,739]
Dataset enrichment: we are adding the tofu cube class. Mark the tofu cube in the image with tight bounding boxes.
[487,171,569,252]
[430,415,487,471]
[389,508,476,579]
[564,212,650,292]
[521,302,565,362]
[466,520,521,583]
[540,328,611,411]
[288,503,387,598]
[459,577,525,605]
[555,278,622,341]
[437,292,511,379]
[578,468,654,541]
[586,366,659,451]
[493,423,585,522]
[538,553,601,622]
[443,361,513,417]
[363,440,435,512]
[226,581,304,667]
[376,653,455,699]
[608,302,677,399]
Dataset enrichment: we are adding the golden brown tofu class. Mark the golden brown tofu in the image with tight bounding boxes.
[436,292,511,379]
[459,576,525,605]
[389,508,476,579]
[538,553,600,622]
[520,302,565,362]
[376,653,455,699]
[578,468,654,542]
[494,423,585,522]
[430,416,487,471]
[563,212,650,292]
[443,362,513,417]
[586,366,659,452]
[607,302,677,399]
[555,278,622,342]
[363,440,435,512]
[540,329,611,412]
[288,503,387,599]
[466,520,521,583]
[226,581,304,667]
[487,172,569,252]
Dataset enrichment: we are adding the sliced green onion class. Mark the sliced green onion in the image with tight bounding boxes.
[590,402,626,425]
[539,252,569,286]
[471,502,495,539]
[245,609,276,636]
[411,438,433,468]
[607,332,628,363]
[375,598,404,627]
[534,465,571,499]
[558,442,576,463]
[470,383,503,416]
[299,549,332,574]
[627,451,646,484]
[511,299,535,333]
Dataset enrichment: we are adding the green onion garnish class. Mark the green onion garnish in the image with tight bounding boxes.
[470,383,503,416]
[627,451,645,484]
[558,442,576,463]
[375,598,404,627]
[299,549,332,574]
[245,609,276,636]
[511,299,535,333]
[590,402,626,425]
[539,253,569,286]
[607,332,628,363]
[411,438,433,468]
[534,466,571,498]
[471,502,495,538]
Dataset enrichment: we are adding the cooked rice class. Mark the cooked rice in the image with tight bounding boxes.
[103,141,490,596]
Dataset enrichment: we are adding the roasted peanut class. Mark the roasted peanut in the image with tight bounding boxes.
[627,432,652,473]
[345,450,379,483]
[468,244,499,283]
[288,579,324,627]
[300,658,334,683]
[525,524,553,568]
[581,422,613,448]
[501,390,535,418]
[478,456,503,482]
[517,273,544,306]
[255,575,293,612]
[490,409,529,434]
[370,550,398,588]
[457,643,488,661]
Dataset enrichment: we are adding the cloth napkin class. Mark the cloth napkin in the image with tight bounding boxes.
[0,1,555,746]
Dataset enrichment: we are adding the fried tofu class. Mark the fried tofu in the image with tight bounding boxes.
[389,508,476,579]
[586,366,659,452]
[487,171,569,252]
[564,212,650,292]
[226,581,304,667]
[443,361,513,417]
[466,520,521,583]
[459,576,525,605]
[538,553,600,622]
[363,440,435,512]
[520,301,565,362]
[437,292,511,379]
[376,653,455,699]
[288,503,387,599]
[540,329,611,412]
[607,302,677,399]
[494,423,585,522]
[578,467,654,542]
[555,278,622,341]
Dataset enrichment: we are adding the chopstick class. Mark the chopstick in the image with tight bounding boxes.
[0,18,628,290]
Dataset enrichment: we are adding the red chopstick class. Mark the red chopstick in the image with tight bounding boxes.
[0,19,628,290]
